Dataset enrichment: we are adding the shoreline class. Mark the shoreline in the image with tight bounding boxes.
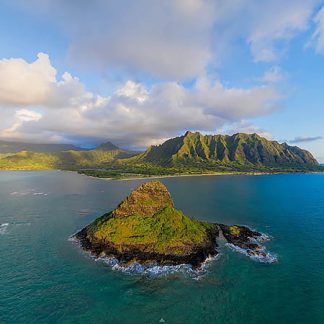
[0,168,323,182]
[115,172,269,181]
[79,170,324,181]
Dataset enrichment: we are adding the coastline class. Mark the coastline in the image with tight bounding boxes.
[1,168,323,182]
[115,172,269,181]
[80,170,324,181]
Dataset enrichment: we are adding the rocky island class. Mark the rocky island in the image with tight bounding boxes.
[75,181,272,268]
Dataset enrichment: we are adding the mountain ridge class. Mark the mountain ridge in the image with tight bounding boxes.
[139,131,319,167]
[0,131,321,174]
[0,140,84,154]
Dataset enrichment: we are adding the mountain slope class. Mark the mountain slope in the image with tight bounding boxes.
[0,145,134,170]
[139,131,319,168]
[0,132,320,173]
[0,140,83,154]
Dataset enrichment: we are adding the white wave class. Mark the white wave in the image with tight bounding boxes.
[96,249,222,278]
[226,243,277,263]
[101,258,205,278]
[248,233,271,245]
[10,191,29,196]
[256,233,271,242]
[10,190,48,196]
[68,234,79,243]
[33,192,48,196]
[0,223,9,235]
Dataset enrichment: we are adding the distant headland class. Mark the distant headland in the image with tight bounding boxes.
[0,132,322,179]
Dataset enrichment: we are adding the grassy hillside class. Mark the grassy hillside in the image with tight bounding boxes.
[82,181,214,256]
[0,140,82,153]
[0,132,322,175]
[0,147,134,170]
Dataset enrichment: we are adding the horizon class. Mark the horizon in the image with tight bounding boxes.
[1,1,324,162]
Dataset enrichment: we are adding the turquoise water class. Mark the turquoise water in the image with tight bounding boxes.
[1,171,324,323]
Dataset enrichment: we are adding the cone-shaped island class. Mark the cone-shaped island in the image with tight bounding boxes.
[75,181,269,267]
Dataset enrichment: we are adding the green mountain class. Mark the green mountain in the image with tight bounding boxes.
[0,140,83,154]
[137,131,319,169]
[0,132,320,174]
[0,141,134,170]
[96,141,120,151]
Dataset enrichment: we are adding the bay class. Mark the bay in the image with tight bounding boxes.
[1,171,323,323]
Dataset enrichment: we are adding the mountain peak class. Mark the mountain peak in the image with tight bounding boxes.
[184,130,200,137]
[96,141,120,151]
[112,181,174,218]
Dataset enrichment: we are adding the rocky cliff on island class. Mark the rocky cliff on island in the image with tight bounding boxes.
[75,181,273,268]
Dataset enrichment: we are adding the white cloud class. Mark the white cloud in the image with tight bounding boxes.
[3,109,42,135]
[15,109,42,122]
[44,0,214,79]
[0,53,55,106]
[12,0,321,79]
[262,66,285,83]
[219,121,273,140]
[246,1,316,61]
[0,54,281,148]
[116,81,148,103]
[0,53,100,112]
[311,6,324,53]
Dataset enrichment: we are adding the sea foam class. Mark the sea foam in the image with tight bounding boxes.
[0,223,9,235]
[226,243,278,263]
[98,254,219,279]
[69,233,219,278]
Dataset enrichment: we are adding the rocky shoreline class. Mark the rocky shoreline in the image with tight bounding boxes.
[75,222,271,268]
[75,225,219,267]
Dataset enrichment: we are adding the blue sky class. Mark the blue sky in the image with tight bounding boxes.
[0,0,324,161]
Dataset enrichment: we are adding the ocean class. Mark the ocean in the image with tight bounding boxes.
[1,171,323,323]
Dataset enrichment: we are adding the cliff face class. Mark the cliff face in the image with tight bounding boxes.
[112,181,174,218]
[141,132,319,167]
[75,181,270,267]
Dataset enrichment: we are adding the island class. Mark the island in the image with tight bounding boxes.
[74,181,271,268]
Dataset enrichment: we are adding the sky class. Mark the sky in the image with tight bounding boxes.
[0,0,324,161]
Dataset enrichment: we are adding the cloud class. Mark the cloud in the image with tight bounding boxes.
[289,136,323,144]
[12,0,321,79]
[218,121,273,140]
[245,1,317,61]
[0,53,56,106]
[0,53,280,148]
[262,66,286,83]
[0,53,100,110]
[31,0,215,80]
[310,6,324,53]
[3,109,42,135]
